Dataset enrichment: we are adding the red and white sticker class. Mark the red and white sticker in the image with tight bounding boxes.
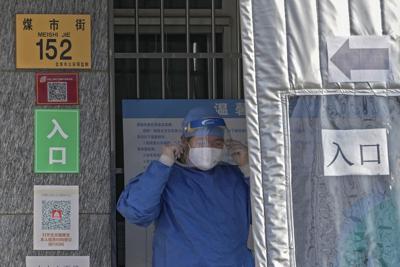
[36,73,79,105]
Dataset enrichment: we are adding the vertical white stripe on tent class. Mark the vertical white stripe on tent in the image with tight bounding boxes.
[285,0,322,88]
[317,0,353,89]
[350,0,382,35]
[383,0,400,88]
[240,0,268,266]
[252,0,289,90]
[253,0,292,265]
[350,0,386,89]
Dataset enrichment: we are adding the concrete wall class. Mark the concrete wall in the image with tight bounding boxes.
[0,1,111,266]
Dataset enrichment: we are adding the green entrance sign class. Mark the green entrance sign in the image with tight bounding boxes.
[35,109,79,173]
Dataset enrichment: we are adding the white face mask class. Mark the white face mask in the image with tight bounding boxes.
[188,147,223,171]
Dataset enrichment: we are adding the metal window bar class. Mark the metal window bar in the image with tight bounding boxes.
[116,0,243,100]
[211,0,216,99]
[186,0,190,99]
[161,0,166,99]
[135,0,140,98]
[236,0,242,99]
[114,52,241,59]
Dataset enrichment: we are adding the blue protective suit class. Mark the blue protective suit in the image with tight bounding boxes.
[117,160,254,267]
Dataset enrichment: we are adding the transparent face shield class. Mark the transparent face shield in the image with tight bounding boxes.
[182,118,234,167]
[183,118,232,148]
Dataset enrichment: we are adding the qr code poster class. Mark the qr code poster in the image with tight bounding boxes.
[34,185,79,250]
[36,73,79,105]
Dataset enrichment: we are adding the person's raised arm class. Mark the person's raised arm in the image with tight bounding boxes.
[117,144,183,226]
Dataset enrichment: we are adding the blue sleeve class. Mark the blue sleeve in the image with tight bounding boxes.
[234,165,252,225]
[117,160,172,227]
[229,164,252,225]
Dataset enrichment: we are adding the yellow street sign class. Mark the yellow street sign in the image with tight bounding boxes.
[16,14,91,69]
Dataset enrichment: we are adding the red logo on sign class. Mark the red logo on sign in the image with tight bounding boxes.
[51,209,63,220]
[36,73,79,105]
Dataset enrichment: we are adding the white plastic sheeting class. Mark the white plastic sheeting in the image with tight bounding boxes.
[240,0,400,266]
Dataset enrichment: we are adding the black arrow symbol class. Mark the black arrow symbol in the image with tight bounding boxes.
[330,39,389,79]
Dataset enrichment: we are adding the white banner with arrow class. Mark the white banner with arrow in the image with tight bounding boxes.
[327,36,391,82]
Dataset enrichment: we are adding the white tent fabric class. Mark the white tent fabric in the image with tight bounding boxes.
[240,1,400,266]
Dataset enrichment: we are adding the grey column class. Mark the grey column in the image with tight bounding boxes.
[0,1,111,266]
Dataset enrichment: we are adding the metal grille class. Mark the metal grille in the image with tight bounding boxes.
[114,0,243,100]
[111,1,243,266]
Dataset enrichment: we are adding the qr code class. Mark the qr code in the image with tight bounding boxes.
[47,82,68,102]
[41,200,71,230]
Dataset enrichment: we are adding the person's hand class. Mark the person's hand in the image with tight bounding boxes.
[159,143,184,166]
[226,140,249,167]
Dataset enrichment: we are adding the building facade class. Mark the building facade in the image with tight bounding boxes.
[0,0,242,266]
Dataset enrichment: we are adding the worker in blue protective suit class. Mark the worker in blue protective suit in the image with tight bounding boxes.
[117,106,255,267]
